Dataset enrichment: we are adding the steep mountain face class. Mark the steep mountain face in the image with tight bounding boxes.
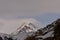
[11,18,43,35]
[11,18,43,40]
[26,18,60,40]
[25,19,60,40]
[53,19,60,40]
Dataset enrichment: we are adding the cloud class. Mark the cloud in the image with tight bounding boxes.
[0,0,60,18]
[0,19,22,34]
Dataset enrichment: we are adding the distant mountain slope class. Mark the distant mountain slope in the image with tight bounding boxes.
[0,18,43,40]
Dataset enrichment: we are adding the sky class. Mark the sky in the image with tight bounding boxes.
[0,0,60,34]
[0,0,60,24]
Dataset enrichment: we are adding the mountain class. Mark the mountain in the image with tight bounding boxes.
[24,18,60,40]
[12,18,54,40]
[0,18,43,34]
[25,19,56,40]
[11,18,43,35]
[0,18,60,40]
[10,18,43,40]
[0,18,43,40]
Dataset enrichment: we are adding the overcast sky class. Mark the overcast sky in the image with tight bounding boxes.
[0,0,60,23]
[0,0,60,34]
[0,0,60,18]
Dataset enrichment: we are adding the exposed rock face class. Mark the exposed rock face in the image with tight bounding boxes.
[54,19,60,40]
[24,24,54,40]
[0,36,3,40]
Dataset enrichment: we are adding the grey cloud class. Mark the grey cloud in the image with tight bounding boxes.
[0,0,60,18]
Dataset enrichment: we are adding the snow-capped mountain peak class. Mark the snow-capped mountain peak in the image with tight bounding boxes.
[11,18,43,35]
